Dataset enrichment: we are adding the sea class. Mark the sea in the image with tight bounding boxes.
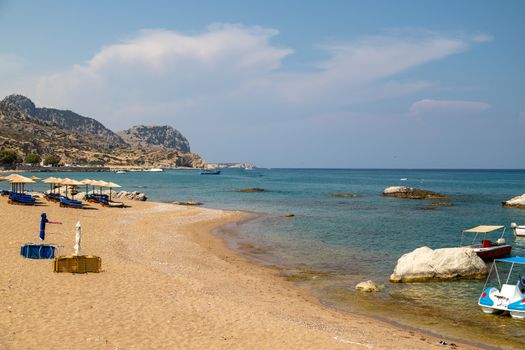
[18,168,525,348]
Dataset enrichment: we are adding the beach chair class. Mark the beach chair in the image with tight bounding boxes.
[98,197,125,208]
[59,197,85,209]
[8,193,36,205]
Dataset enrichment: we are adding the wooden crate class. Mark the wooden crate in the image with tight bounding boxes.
[53,255,101,273]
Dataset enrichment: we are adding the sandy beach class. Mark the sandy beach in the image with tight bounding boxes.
[0,197,483,350]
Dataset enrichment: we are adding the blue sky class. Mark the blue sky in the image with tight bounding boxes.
[1,0,524,168]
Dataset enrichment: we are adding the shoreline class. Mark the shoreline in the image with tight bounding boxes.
[0,198,494,349]
[213,212,509,350]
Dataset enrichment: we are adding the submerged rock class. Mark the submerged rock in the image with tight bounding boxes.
[236,188,266,193]
[429,202,455,207]
[383,186,449,200]
[502,194,525,209]
[173,201,203,206]
[390,246,487,283]
[329,193,355,198]
[355,280,381,292]
[283,213,295,218]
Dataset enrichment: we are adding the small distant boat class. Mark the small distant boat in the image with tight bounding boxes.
[400,178,408,181]
[479,257,525,318]
[116,170,127,174]
[511,223,525,237]
[200,170,221,175]
[148,168,163,172]
[460,225,512,261]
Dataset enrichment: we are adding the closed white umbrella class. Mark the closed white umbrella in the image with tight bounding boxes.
[74,221,82,256]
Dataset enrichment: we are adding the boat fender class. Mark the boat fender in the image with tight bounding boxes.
[496,238,506,245]
[511,223,518,229]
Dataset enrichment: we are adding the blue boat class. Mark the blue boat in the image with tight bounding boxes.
[200,170,221,175]
[479,256,525,319]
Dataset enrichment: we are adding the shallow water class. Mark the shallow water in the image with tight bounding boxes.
[18,168,525,348]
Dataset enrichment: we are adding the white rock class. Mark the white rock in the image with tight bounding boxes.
[355,280,380,292]
[503,194,525,209]
[383,186,408,194]
[390,246,487,283]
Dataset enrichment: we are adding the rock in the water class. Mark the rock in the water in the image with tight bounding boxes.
[173,201,203,206]
[429,202,455,207]
[236,188,266,193]
[283,213,295,218]
[383,186,449,199]
[355,280,381,292]
[390,246,487,283]
[502,194,525,209]
[329,193,355,198]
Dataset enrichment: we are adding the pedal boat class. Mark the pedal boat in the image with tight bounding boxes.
[511,223,525,238]
[461,225,511,261]
[478,256,525,318]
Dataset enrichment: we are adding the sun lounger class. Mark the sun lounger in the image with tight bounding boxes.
[1,190,10,196]
[59,197,85,209]
[8,193,36,205]
[98,197,125,208]
[44,193,61,202]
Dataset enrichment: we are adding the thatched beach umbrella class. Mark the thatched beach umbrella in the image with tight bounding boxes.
[80,179,94,196]
[105,181,121,200]
[90,180,108,196]
[42,177,59,194]
[61,178,83,199]
[7,174,35,193]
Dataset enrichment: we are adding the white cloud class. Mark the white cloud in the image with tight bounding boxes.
[14,24,488,123]
[410,99,491,115]
[4,25,492,154]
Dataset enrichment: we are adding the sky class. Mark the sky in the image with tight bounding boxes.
[0,0,524,168]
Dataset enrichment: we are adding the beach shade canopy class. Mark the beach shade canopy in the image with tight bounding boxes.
[105,181,121,200]
[7,174,35,194]
[7,174,35,184]
[80,179,94,185]
[105,181,121,188]
[61,178,83,186]
[42,177,59,184]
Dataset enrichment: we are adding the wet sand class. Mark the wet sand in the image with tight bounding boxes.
[0,197,483,349]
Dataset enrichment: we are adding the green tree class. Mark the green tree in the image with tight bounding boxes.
[0,149,21,166]
[43,155,61,166]
[24,152,42,165]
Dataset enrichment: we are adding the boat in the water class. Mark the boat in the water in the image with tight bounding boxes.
[479,256,525,318]
[116,170,127,174]
[461,225,512,261]
[148,168,163,172]
[511,223,525,237]
[200,170,221,175]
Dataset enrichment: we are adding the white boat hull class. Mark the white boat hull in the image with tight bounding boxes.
[514,227,525,237]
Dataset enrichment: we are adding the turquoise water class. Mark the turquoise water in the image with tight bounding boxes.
[17,168,525,347]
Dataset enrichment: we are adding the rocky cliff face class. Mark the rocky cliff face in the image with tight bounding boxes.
[2,94,124,146]
[118,125,190,152]
[0,94,204,168]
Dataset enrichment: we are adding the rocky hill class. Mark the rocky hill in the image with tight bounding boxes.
[118,125,190,152]
[2,95,124,146]
[0,94,204,168]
